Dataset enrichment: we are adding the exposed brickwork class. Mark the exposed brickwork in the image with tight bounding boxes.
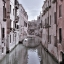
[57,0,64,52]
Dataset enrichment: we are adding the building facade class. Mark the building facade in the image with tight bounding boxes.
[37,15,42,38]
[0,0,29,61]
[0,0,7,60]
[57,0,64,62]
[0,0,19,60]
[14,0,19,46]
[42,0,64,63]
[41,0,57,62]
[19,4,28,42]
[6,0,19,52]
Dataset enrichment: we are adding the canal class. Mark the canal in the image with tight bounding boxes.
[0,38,59,64]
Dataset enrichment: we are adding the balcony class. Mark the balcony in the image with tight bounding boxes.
[43,7,49,15]
[43,10,46,15]
[15,0,19,9]
[15,16,19,23]
[43,24,51,28]
[46,7,49,11]
[52,0,56,3]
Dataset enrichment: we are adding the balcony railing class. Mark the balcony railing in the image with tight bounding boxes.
[52,0,56,3]
[43,24,51,28]
[15,0,19,9]
[43,6,51,15]
[46,7,49,11]
[15,16,19,23]
[43,10,46,15]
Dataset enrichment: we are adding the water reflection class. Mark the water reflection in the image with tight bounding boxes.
[40,46,59,64]
[0,45,28,64]
[27,49,40,64]
[0,38,59,64]
[23,37,40,47]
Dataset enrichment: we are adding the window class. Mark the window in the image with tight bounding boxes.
[59,5,62,17]
[54,12,56,24]
[39,17,40,19]
[54,36,57,47]
[15,23,16,28]
[45,19,46,25]
[41,20,42,28]
[10,20,11,27]
[50,15,51,25]
[10,5,11,13]
[4,43,5,46]
[45,18,48,25]
[24,21,27,27]
[13,34,14,41]
[2,28,5,39]
[17,25,19,29]
[59,28,62,43]
[2,47,4,53]
[3,6,6,21]
[10,20,12,31]
[48,17,49,24]
[49,35,51,44]
[15,0,16,5]
[10,35,11,43]
[13,9,14,15]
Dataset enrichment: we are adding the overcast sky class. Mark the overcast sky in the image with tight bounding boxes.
[19,0,44,21]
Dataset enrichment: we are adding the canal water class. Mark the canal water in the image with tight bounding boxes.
[0,38,59,64]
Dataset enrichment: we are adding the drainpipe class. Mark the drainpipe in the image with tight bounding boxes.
[47,1,49,64]
[45,2,50,63]
[56,0,58,61]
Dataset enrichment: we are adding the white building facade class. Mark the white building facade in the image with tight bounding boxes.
[19,4,28,42]
[0,0,7,60]
[42,0,57,61]
[6,0,19,52]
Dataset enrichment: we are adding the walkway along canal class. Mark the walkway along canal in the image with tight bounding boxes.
[0,38,59,64]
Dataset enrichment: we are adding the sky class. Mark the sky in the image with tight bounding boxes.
[19,0,44,21]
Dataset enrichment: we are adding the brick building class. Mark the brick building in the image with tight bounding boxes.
[57,0,64,62]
